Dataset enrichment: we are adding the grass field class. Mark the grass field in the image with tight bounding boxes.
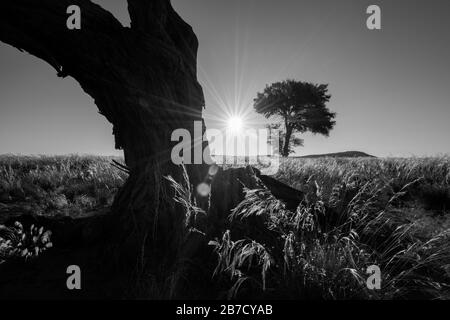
[1,154,449,299]
[209,156,450,299]
[0,155,127,223]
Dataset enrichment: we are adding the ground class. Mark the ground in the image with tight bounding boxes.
[0,154,449,299]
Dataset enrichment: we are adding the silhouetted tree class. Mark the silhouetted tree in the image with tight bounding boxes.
[254,80,336,157]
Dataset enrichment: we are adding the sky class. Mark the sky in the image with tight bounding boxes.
[0,0,449,157]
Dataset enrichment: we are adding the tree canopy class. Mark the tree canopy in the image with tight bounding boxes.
[254,79,336,156]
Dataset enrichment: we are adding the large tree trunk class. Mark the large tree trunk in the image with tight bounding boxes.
[0,0,303,298]
[1,0,208,256]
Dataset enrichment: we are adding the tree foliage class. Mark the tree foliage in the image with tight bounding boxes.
[254,80,336,156]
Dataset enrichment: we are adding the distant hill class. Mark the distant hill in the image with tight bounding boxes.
[296,151,375,158]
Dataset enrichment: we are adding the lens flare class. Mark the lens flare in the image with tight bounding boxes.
[227,116,243,132]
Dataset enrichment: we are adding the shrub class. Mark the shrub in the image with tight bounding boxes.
[0,221,53,264]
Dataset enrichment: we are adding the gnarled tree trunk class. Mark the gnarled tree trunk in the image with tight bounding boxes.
[0,0,302,298]
[1,0,209,256]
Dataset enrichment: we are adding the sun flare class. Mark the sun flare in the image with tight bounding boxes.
[227,116,243,132]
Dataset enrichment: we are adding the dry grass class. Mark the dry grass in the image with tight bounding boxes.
[210,156,450,299]
[0,154,127,221]
[0,155,449,299]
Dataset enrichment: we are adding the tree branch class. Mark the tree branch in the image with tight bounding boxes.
[0,0,205,168]
[0,0,124,76]
[127,0,169,33]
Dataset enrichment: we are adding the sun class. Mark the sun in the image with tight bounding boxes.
[227,116,243,132]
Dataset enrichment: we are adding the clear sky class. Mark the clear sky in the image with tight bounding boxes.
[0,0,449,157]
